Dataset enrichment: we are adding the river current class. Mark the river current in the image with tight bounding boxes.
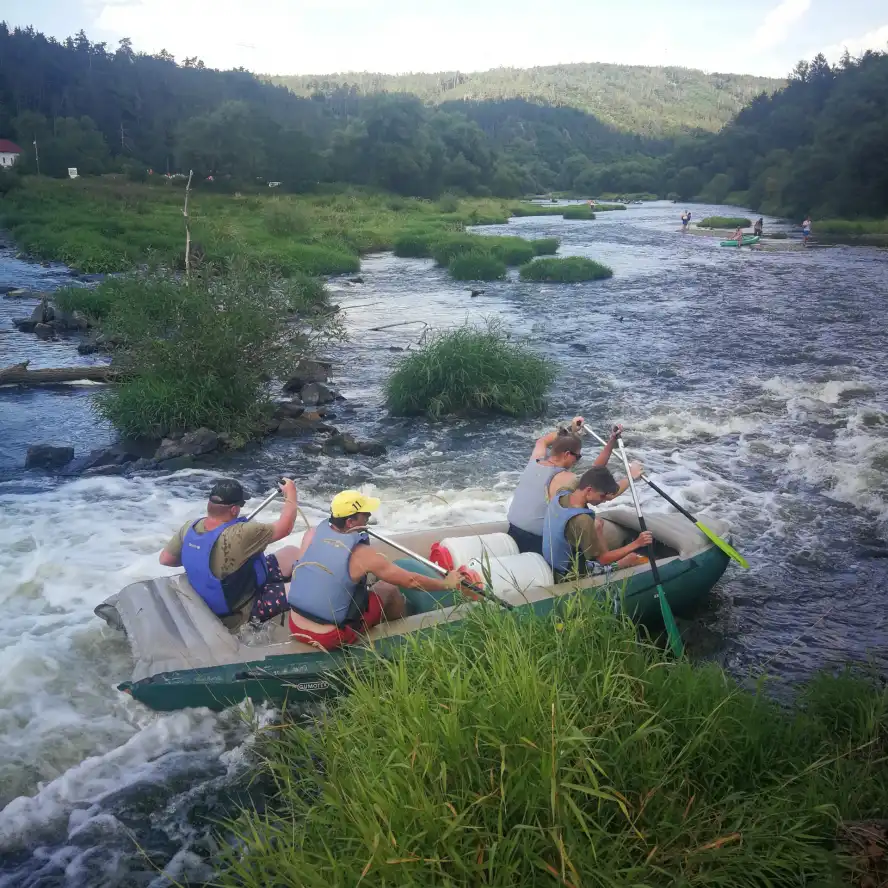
[1,202,886,886]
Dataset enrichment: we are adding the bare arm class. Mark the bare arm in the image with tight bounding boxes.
[531,416,584,460]
[159,549,181,567]
[159,526,184,566]
[597,532,652,566]
[270,479,299,542]
[352,547,464,593]
[592,424,621,467]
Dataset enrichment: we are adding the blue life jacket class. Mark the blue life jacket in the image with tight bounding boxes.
[181,517,268,616]
[542,488,594,575]
[288,521,369,627]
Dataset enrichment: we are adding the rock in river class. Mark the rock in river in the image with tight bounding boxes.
[26,445,75,470]
[154,428,221,462]
[300,381,339,406]
[282,358,331,392]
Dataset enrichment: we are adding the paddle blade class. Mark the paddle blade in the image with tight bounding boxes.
[695,520,750,569]
[656,585,684,658]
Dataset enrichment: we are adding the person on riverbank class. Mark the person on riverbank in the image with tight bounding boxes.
[754,217,764,237]
[287,490,479,650]
[507,420,629,555]
[802,217,812,246]
[159,478,303,627]
[542,465,651,580]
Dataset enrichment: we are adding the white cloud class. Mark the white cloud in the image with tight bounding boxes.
[818,23,888,64]
[752,0,811,52]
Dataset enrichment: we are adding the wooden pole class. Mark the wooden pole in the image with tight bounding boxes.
[183,169,194,280]
[0,361,118,386]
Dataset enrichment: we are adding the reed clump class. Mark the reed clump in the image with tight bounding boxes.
[520,256,613,282]
[447,251,507,281]
[698,216,752,229]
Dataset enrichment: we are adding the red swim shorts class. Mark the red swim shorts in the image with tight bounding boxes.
[288,591,384,650]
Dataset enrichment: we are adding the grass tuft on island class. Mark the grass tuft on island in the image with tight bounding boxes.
[386,322,554,419]
[520,256,613,282]
[448,251,507,281]
[561,205,596,220]
[698,216,752,229]
[218,597,888,887]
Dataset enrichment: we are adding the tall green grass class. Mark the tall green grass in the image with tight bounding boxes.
[448,251,507,281]
[562,205,596,220]
[386,322,554,418]
[509,203,566,217]
[520,256,613,282]
[219,598,888,887]
[530,237,560,255]
[698,216,752,229]
[817,219,888,235]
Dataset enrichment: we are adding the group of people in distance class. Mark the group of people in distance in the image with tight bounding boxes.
[158,418,650,651]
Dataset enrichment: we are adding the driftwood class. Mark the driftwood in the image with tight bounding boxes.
[0,361,118,386]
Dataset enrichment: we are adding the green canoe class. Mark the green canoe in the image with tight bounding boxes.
[96,508,732,713]
[720,235,760,247]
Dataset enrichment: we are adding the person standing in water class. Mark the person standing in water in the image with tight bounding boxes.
[754,217,764,237]
[802,217,812,246]
[681,211,690,232]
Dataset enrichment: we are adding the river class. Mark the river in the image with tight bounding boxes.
[1,202,886,886]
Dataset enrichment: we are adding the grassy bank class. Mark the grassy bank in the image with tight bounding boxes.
[815,219,888,246]
[220,598,888,887]
[0,177,521,275]
[386,323,554,418]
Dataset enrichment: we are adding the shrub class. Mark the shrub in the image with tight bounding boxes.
[54,283,117,321]
[431,234,486,267]
[594,202,627,211]
[508,204,564,217]
[219,598,888,887]
[448,251,507,281]
[485,236,535,266]
[95,264,343,439]
[393,231,437,258]
[519,256,613,282]
[436,193,460,213]
[262,202,311,237]
[562,205,596,220]
[385,322,554,418]
[697,216,752,229]
[530,237,559,255]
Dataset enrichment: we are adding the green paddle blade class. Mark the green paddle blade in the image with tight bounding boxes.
[695,520,750,569]
[656,584,684,657]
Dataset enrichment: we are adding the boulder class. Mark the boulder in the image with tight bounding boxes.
[283,358,331,392]
[157,455,196,472]
[50,308,85,332]
[77,337,101,355]
[82,463,129,477]
[273,398,305,419]
[34,323,55,340]
[13,319,37,333]
[276,416,337,436]
[63,445,141,475]
[31,301,54,324]
[348,276,364,284]
[301,382,339,406]
[26,445,74,470]
[357,441,387,457]
[125,457,160,473]
[153,427,220,461]
[301,444,323,455]
[3,287,37,298]
[569,342,589,353]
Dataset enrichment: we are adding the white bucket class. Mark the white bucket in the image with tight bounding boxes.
[467,552,554,599]
[436,532,518,568]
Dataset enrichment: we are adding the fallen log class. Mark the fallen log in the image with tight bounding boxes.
[0,361,119,386]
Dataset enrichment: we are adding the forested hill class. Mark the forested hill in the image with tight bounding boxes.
[664,50,888,218]
[269,64,783,137]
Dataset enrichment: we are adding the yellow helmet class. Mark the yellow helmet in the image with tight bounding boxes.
[330,489,381,519]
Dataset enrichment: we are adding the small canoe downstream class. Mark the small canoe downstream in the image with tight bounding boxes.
[720,235,760,247]
[95,507,733,712]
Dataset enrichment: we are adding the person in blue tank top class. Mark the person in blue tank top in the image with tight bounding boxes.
[287,490,480,651]
[159,478,303,628]
[542,466,653,580]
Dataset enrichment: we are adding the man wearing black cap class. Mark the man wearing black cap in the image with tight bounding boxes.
[159,478,301,627]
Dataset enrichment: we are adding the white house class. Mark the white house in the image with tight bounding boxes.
[0,139,23,168]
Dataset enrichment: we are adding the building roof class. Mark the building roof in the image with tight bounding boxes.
[0,139,23,154]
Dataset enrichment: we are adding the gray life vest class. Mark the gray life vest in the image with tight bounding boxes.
[542,489,594,575]
[507,457,561,535]
[287,521,370,626]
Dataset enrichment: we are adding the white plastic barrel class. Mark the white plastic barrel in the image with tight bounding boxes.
[434,532,518,569]
[467,552,554,598]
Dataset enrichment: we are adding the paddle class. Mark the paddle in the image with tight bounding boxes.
[245,481,287,521]
[613,431,684,657]
[361,526,516,611]
[581,426,749,569]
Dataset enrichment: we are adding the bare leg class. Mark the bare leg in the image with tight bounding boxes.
[371,581,407,620]
[271,545,302,578]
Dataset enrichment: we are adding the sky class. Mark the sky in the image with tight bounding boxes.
[4,0,887,78]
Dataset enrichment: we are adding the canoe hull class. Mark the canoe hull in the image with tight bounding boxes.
[720,236,760,247]
[120,544,729,713]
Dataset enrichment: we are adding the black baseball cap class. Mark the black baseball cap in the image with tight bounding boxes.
[208,479,248,506]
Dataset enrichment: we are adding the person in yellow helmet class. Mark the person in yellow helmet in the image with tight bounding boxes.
[287,490,479,650]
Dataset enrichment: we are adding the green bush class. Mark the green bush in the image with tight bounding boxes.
[431,234,486,267]
[485,236,535,266]
[562,205,596,220]
[219,598,888,887]
[594,202,627,211]
[54,283,117,321]
[698,216,752,229]
[262,202,311,237]
[508,203,565,217]
[519,256,613,282]
[436,193,460,213]
[94,264,343,439]
[393,231,437,258]
[530,237,559,255]
[385,322,554,418]
[448,251,507,281]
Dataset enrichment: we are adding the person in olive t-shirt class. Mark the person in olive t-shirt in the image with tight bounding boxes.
[160,478,303,627]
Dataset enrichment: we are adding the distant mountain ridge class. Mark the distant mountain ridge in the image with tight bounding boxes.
[268,62,784,137]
